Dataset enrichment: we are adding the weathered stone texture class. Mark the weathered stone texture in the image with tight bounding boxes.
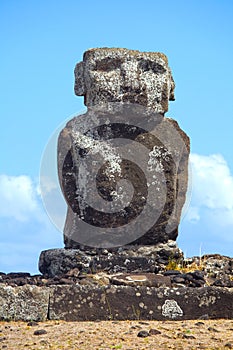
[58,108,189,249]
[39,242,182,278]
[39,248,92,277]
[2,253,233,321]
[48,285,233,321]
[0,284,232,321]
[0,285,50,321]
[57,48,190,249]
[74,48,175,113]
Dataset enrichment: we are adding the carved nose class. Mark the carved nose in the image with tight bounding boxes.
[121,63,140,91]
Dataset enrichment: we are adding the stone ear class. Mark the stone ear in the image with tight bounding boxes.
[74,62,86,96]
[168,69,175,101]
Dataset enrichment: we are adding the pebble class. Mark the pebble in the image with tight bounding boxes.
[27,321,39,327]
[59,278,74,285]
[65,268,80,277]
[137,330,149,338]
[198,314,209,320]
[149,328,161,335]
[172,276,186,284]
[33,329,47,336]
[191,270,205,280]
[182,333,196,339]
[138,321,149,325]
[195,321,205,326]
[208,327,220,332]
[164,270,181,276]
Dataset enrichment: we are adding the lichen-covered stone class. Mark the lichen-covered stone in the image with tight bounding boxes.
[39,248,92,277]
[0,283,232,321]
[59,108,189,249]
[39,243,182,277]
[58,48,189,250]
[74,48,175,113]
[0,285,49,321]
[48,285,233,321]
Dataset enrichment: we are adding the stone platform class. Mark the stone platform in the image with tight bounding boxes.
[49,285,233,321]
[0,252,232,321]
[0,283,232,322]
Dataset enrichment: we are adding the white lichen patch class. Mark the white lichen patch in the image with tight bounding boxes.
[199,295,216,307]
[75,48,174,113]
[72,129,122,179]
[100,293,106,304]
[148,146,171,172]
[157,292,164,299]
[162,299,183,319]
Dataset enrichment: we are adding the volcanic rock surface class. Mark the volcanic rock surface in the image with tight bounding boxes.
[58,48,190,249]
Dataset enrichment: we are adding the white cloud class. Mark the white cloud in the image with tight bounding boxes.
[0,175,40,222]
[0,173,66,231]
[39,174,66,231]
[185,153,233,227]
[178,153,233,257]
[185,206,200,223]
[0,174,63,273]
[38,175,58,195]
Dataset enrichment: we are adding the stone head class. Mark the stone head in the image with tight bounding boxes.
[74,48,175,113]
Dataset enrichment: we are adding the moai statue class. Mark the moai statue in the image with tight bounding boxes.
[58,48,190,250]
[74,48,175,111]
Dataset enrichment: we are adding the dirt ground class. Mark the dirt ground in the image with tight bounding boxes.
[0,319,233,350]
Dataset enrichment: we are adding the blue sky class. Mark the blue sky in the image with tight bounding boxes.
[1,0,233,273]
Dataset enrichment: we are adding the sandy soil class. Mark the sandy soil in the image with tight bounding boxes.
[0,319,233,350]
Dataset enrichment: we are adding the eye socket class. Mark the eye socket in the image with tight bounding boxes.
[94,58,122,72]
[139,59,166,74]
